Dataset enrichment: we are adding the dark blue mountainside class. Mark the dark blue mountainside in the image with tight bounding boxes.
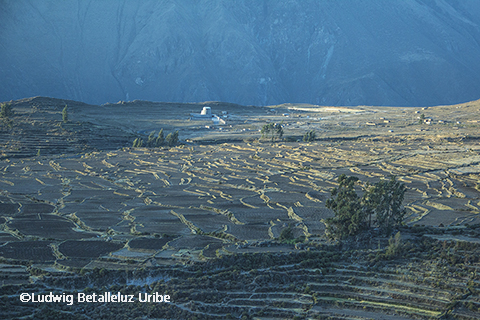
[2,0,480,107]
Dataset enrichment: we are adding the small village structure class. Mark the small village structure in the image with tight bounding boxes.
[191,106,226,125]
[191,106,212,118]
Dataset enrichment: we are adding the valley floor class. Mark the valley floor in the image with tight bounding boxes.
[1,97,480,319]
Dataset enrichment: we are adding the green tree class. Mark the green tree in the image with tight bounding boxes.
[165,133,172,146]
[261,123,283,141]
[261,123,271,139]
[365,176,406,235]
[274,122,283,140]
[418,113,425,124]
[132,138,144,148]
[62,105,68,123]
[303,130,316,142]
[0,103,14,128]
[172,130,179,144]
[325,174,367,239]
[146,131,156,147]
[156,128,165,146]
[165,130,179,146]
[0,103,14,118]
[325,175,406,240]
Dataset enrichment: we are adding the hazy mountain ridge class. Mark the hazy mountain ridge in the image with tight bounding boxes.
[2,0,480,106]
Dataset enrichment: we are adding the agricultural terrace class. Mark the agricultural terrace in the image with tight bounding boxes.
[0,97,480,319]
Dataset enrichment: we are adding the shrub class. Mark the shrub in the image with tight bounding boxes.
[385,231,403,259]
[279,224,294,241]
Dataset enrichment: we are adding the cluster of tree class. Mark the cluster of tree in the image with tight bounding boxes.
[132,129,179,148]
[303,130,316,142]
[260,122,283,141]
[325,174,406,240]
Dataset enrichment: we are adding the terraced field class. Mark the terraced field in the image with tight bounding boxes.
[2,238,480,319]
[1,97,480,319]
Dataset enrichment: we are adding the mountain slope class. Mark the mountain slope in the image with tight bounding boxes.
[1,0,480,106]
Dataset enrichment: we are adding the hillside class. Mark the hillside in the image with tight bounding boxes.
[2,1,480,106]
[1,97,480,319]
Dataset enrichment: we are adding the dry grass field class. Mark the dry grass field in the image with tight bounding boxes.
[1,97,480,319]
